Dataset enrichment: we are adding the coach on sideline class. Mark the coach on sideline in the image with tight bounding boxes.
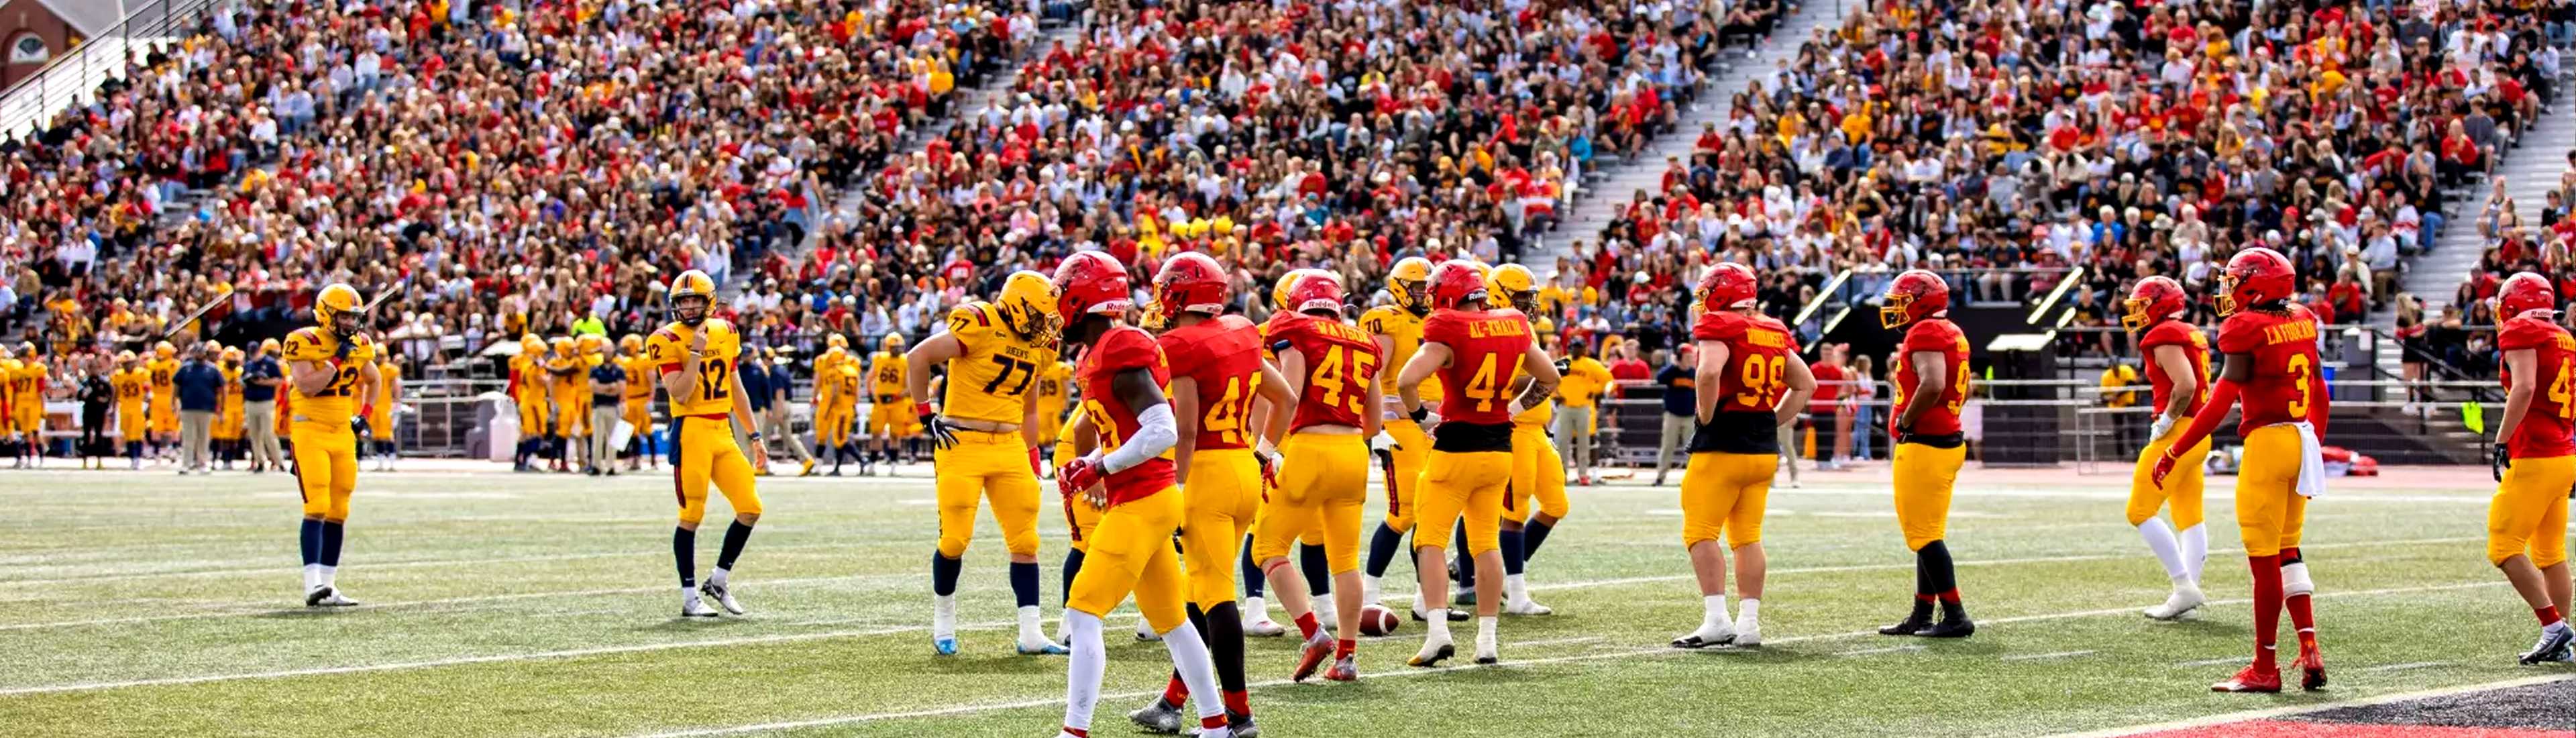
[242,341,285,473]
[174,345,224,474]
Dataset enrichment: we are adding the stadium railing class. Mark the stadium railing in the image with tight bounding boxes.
[0,0,215,140]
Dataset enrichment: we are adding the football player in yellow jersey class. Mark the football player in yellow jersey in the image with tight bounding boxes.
[814,345,859,474]
[4,341,43,468]
[1359,257,1443,618]
[508,334,552,472]
[0,343,23,467]
[147,341,180,460]
[906,270,1068,655]
[284,284,380,607]
[646,270,770,618]
[367,354,402,472]
[1463,264,1569,617]
[866,333,912,475]
[545,337,589,472]
[216,346,245,470]
[619,335,659,473]
[1034,359,1073,458]
[111,350,150,469]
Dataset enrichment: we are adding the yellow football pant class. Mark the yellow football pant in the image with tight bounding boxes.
[1892,441,1967,551]
[933,429,1041,558]
[1509,425,1570,519]
[1681,452,1773,547]
[150,399,177,435]
[2128,430,2211,528]
[1066,486,1189,632]
[290,424,357,519]
[12,401,40,433]
[672,416,761,525]
[868,400,915,437]
[551,390,586,435]
[1412,450,1512,556]
[516,392,549,435]
[1180,448,1263,609]
[2233,425,2308,557]
[118,404,145,441]
[1252,433,1367,574]
[1380,419,1430,532]
[2490,454,2573,567]
[817,407,854,447]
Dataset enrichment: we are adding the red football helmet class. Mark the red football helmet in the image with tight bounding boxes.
[1878,269,1950,329]
[1284,270,1347,316]
[2499,271,2559,319]
[1150,251,1230,327]
[1698,262,1759,313]
[2216,247,2295,316]
[2123,276,2188,332]
[1052,250,1132,319]
[1428,260,1489,310]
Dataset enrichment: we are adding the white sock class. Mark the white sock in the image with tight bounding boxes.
[1243,596,1269,620]
[1360,575,1382,605]
[2137,518,2190,582]
[319,564,337,587]
[1161,622,1226,723]
[1426,609,1452,641]
[1017,605,1044,641]
[1315,594,1337,625]
[680,585,700,603]
[303,564,321,591]
[2179,524,2208,582]
[932,594,957,639]
[1703,594,1732,631]
[708,566,730,588]
[1738,597,1761,623]
[1062,611,1104,733]
[1504,574,1529,604]
[1476,615,1499,653]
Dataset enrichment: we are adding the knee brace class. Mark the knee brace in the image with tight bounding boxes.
[2279,551,2313,598]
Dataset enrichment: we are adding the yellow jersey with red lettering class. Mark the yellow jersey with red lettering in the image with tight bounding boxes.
[1360,305,1443,402]
[280,327,377,427]
[941,303,1059,425]
[645,319,743,418]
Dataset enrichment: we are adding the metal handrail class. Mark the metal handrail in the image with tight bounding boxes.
[0,0,216,142]
[1792,268,1849,327]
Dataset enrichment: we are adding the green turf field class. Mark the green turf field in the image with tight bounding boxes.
[1,467,2565,737]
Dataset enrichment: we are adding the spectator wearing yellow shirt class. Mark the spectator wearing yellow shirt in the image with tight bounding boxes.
[2099,361,2143,452]
[1552,338,1616,486]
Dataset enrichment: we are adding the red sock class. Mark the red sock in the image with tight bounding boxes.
[1336,637,1357,659]
[2248,554,2282,670]
[1200,714,1228,731]
[1937,589,1961,604]
[2286,594,2316,643]
[2540,605,2566,627]
[1293,611,1321,639]
[1063,729,1088,738]
[1161,675,1188,706]
[1222,690,1250,718]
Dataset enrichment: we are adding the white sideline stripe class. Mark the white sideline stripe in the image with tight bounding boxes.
[2174,656,2249,668]
[1509,636,1606,649]
[1833,644,1925,657]
[1529,536,2483,593]
[2035,674,2576,738]
[0,540,901,588]
[2001,649,2096,662]
[2360,661,2451,672]
[618,580,2514,738]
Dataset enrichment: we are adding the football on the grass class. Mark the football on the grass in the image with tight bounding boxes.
[1358,605,1401,636]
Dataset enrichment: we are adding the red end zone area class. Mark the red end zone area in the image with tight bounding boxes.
[2114,677,2576,738]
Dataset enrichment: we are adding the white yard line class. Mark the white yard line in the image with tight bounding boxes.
[1833,644,1926,657]
[1530,536,2483,593]
[0,540,898,589]
[2001,649,2097,662]
[2034,673,2576,738]
[613,580,2515,738]
[2359,661,2452,672]
[2173,656,2249,668]
[0,572,930,632]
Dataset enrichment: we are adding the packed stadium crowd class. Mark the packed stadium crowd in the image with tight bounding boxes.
[0,0,2571,453]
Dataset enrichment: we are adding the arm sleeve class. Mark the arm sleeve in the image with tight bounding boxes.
[1101,401,1177,474]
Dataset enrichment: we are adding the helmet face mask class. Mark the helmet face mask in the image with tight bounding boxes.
[2121,297,2154,331]
[1878,294,1915,329]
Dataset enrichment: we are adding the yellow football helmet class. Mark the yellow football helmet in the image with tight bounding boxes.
[260,338,282,354]
[883,333,906,352]
[154,340,176,359]
[1490,264,1538,313]
[549,336,574,356]
[116,350,137,364]
[519,333,544,356]
[578,333,606,355]
[994,270,1062,344]
[221,346,244,363]
[315,283,365,336]
[667,269,718,326]
[15,340,33,356]
[826,333,850,351]
[1387,256,1434,314]
[620,334,645,354]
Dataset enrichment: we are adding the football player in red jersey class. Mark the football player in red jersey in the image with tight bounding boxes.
[1670,263,1813,649]
[1876,269,1976,639]
[1250,272,1383,682]
[1127,253,1295,735]
[2486,272,2575,665]
[1395,260,1562,667]
[2155,247,2331,692]
[1049,252,1236,738]
[2123,276,2214,621]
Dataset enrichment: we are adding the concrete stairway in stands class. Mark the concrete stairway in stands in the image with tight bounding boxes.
[1543,1,1839,278]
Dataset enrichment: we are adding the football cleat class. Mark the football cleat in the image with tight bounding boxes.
[1409,632,1455,668]
[1919,614,1976,639]
[1452,588,1477,607]
[931,637,959,656]
[1411,596,1470,622]
[1291,629,1336,682]
[1670,624,1735,649]
[680,595,718,619]
[1735,616,1764,647]
[1136,617,1162,642]
[1473,627,1499,665]
[305,585,335,608]
[1505,596,1554,617]
[2212,663,2283,692]
[2520,628,2576,665]
[698,582,745,615]
[1242,599,1286,637]
[799,459,817,476]
[1324,655,1358,682]
[311,588,360,608]
[1126,696,1183,735]
[1879,607,1933,636]
[2144,585,2206,621]
[2296,646,2327,690]
[1017,636,1070,655]
[1228,710,1258,738]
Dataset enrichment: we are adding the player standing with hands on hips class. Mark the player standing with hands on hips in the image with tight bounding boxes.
[648,270,771,619]
[2483,272,2576,665]
[2153,247,2330,692]
[1672,263,1813,649]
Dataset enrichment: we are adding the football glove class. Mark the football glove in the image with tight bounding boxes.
[2494,445,2511,483]
[2150,451,2179,488]
[1059,454,1104,498]
[1254,438,1282,491]
[916,401,961,450]
[1028,447,1044,477]
[2149,413,2175,441]
[1369,430,1399,468]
